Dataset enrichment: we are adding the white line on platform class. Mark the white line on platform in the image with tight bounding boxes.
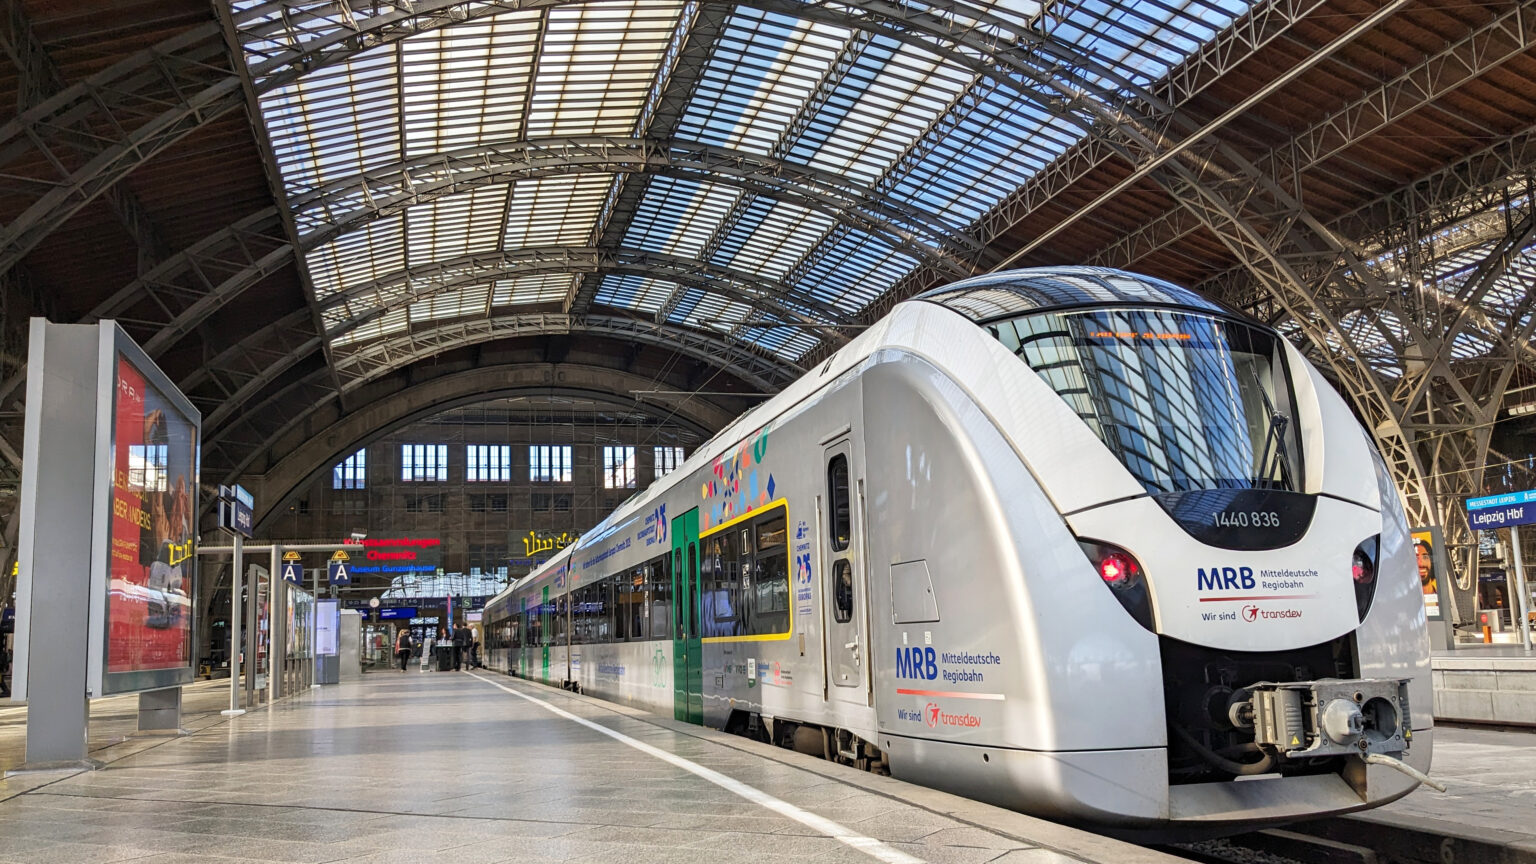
[467,673,925,864]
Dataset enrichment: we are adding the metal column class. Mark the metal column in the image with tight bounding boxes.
[1514,525,1532,655]
[223,535,245,715]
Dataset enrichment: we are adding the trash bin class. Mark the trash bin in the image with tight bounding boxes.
[435,644,454,671]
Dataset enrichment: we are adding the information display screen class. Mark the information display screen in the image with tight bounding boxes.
[105,350,197,683]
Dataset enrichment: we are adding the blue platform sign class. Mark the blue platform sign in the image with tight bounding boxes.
[1466,489,1536,530]
[378,607,417,620]
[328,559,351,586]
[281,560,303,583]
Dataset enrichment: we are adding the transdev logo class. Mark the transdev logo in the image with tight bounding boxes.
[1242,604,1302,622]
[924,702,981,729]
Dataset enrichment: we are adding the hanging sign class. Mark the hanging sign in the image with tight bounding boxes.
[1467,489,1536,530]
[328,550,351,586]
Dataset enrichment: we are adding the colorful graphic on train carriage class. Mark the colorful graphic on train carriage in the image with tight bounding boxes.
[700,426,774,530]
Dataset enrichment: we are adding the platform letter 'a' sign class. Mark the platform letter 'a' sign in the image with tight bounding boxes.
[328,560,350,586]
[281,561,302,583]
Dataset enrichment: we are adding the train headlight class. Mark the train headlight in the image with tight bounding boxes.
[1078,540,1154,631]
[1353,536,1380,622]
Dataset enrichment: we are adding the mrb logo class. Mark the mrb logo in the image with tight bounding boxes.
[896,646,937,680]
[1197,566,1254,591]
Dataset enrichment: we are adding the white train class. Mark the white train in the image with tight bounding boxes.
[482,267,1432,834]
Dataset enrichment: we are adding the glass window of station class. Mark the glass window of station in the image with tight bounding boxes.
[333,448,366,489]
[529,445,572,482]
[654,446,684,479]
[466,444,512,482]
[603,445,636,489]
[401,444,449,482]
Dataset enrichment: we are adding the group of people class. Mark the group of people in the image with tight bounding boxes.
[393,623,479,671]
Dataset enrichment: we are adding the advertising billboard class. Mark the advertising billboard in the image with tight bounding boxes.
[1410,526,1449,621]
[94,325,199,694]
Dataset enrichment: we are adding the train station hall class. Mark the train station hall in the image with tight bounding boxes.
[2,0,1536,861]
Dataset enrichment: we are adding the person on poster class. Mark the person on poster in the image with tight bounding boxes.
[136,409,192,631]
[1415,537,1437,597]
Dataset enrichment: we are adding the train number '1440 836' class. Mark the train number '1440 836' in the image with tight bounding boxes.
[1213,510,1280,528]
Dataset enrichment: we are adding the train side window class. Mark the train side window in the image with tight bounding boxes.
[832,559,853,623]
[703,533,740,638]
[614,576,629,642]
[687,543,700,638]
[554,594,569,645]
[750,514,789,635]
[630,567,648,641]
[597,578,613,644]
[651,556,671,641]
[828,455,850,552]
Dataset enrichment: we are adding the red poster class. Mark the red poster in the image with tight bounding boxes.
[107,353,196,674]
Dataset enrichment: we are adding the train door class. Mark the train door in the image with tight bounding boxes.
[671,508,703,724]
[822,440,870,706]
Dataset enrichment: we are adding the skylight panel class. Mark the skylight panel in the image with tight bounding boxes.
[796,229,920,312]
[595,274,676,313]
[410,286,492,324]
[526,1,684,137]
[708,197,834,279]
[1046,0,1245,92]
[306,218,406,302]
[493,273,578,306]
[332,306,410,348]
[791,40,969,186]
[678,293,752,330]
[675,9,846,155]
[260,49,401,197]
[401,14,543,156]
[888,84,1080,222]
[621,177,742,258]
[406,187,508,265]
[502,174,614,247]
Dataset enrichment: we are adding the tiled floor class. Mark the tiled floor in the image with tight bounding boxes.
[0,671,1157,864]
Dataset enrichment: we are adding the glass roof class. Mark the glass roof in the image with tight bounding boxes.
[237,0,1259,374]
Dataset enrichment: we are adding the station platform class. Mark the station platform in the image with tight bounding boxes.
[0,672,1180,864]
[1431,644,1536,726]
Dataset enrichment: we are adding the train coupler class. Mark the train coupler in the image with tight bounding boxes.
[1228,678,1411,759]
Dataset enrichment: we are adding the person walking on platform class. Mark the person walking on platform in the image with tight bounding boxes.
[452,623,469,671]
[394,626,412,672]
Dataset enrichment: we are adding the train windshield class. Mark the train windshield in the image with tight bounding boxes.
[989,308,1303,494]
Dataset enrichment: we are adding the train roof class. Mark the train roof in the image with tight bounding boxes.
[913,266,1235,325]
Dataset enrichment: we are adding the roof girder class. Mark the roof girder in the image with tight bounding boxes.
[321,245,858,338]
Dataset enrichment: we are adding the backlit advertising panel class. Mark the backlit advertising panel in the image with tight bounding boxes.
[96,326,199,694]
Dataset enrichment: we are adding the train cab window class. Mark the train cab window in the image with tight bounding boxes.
[832,559,853,623]
[828,455,851,551]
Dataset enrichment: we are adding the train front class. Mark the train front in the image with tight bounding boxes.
[912,268,1433,833]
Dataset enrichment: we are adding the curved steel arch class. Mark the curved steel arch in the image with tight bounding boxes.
[0,0,1449,555]
[239,365,733,531]
[290,137,979,272]
[0,0,1182,283]
[322,245,859,336]
[200,311,796,436]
